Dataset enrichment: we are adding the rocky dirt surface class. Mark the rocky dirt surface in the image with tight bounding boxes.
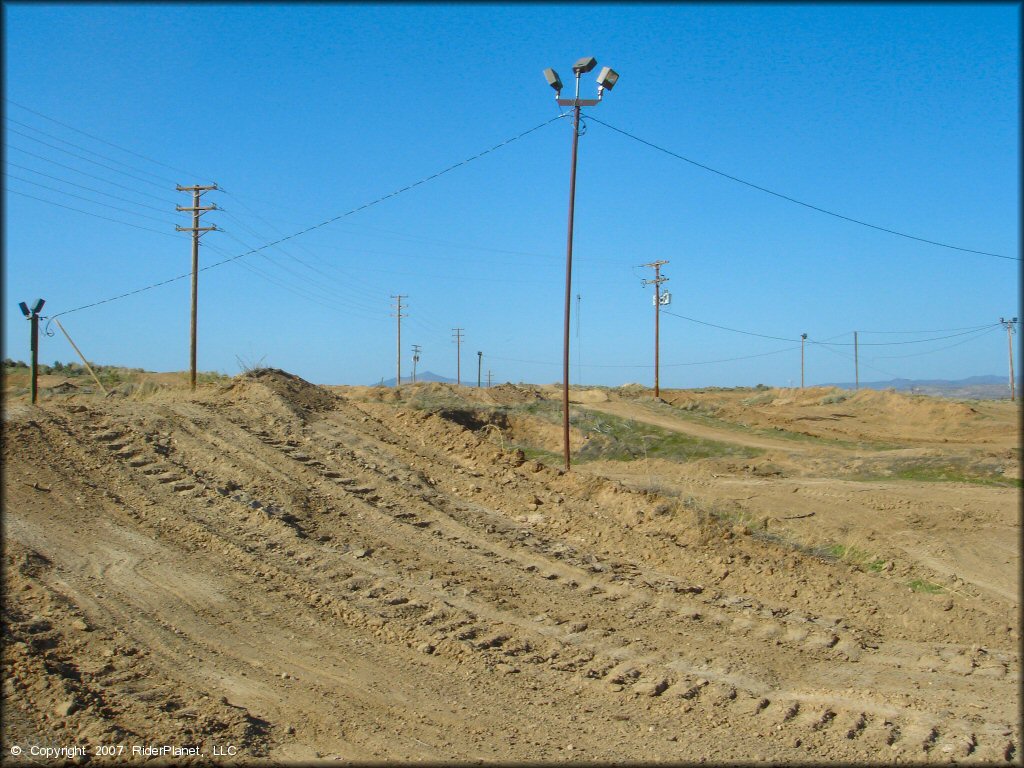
[2,371,1020,764]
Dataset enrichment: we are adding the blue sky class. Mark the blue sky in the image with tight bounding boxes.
[3,3,1019,388]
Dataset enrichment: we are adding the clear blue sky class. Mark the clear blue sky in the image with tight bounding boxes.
[4,3,1020,388]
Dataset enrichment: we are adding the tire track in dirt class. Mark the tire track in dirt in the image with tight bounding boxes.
[3,376,1019,763]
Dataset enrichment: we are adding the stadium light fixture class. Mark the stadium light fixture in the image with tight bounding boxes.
[543,56,619,470]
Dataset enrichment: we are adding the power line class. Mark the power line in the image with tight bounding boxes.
[815,325,1000,347]
[663,310,999,346]
[7,146,178,203]
[7,174,179,225]
[587,116,1016,262]
[7,163,172,213]
[5,98,209,180]
[48,115,564,320]
[216,215,387,315]
[5,118,179,186]
[487,343,801,369]
[6,131,177,191]
[663,309,796,342]
[871,325,1000,359]
[203,241,385,320]
[5,187,180,236]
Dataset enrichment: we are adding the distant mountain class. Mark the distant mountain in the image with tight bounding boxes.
[821,374,1020,400]
[374,371,457,387]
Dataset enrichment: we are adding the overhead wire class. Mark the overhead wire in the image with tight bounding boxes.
[217,210,381,302]
[47,114,566,319]
[7,174,180,226]
[214,226,387,317]
[7,146,178,203]
[663,309,1000,347]
[587,116,1016,262]
[7,162,173,213]
[5,98,209,180]
[203,240,387,321]
[216,200,400,305]
[870,325,1001,359]
[809,336,902,380]
[6,131,179,191]
[5,117,180,186]
[6,188,180,236]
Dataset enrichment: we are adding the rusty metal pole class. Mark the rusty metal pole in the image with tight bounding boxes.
[562,102,581,472]
[30,311,39,404]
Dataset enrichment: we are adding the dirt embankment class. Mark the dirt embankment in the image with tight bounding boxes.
[2,371,1020,763]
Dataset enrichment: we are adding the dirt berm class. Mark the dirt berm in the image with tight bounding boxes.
[2,370,1019,763]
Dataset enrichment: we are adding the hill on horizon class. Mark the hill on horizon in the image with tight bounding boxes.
[375,370,457,387]
[821,374,1019,400]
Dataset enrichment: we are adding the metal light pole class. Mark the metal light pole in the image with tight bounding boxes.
[544,57,619,471]
[18,299,45,404]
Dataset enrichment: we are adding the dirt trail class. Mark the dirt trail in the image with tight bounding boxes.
[3,371,1020,763]
[578,400,838,453]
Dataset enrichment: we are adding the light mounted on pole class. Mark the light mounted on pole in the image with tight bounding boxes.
[19,298,45,404]
[543,56,619,471]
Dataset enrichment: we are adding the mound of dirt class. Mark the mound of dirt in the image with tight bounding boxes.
[568,388,610,404]
[221,368,339,418]
[847,388,980,423]
[482,383,545,405]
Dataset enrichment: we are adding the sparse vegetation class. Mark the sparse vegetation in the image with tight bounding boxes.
[907,578,945,594]
[819,393,849,405]
[852,458,1020,488]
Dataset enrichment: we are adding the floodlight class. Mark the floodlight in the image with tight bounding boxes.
[572,56,597,74]
[801,333,807,340]
[596,66,619,91]
[19,302,30,318]
[543,68,563,92]
[31,298,45,314]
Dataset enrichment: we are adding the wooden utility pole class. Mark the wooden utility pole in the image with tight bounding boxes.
[477,351,483,388]
[800,333,807,388]
[176,184,218,392]
[412,344,421,384]
[1001,317,1018,401]
[391,295,407,386]
[641,260,669,398]
[576,293,582,387]
[487,369,493,388]
[452,328,464,385]
[854,331,859,390]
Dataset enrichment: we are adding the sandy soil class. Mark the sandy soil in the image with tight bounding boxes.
[2,372,1020,764]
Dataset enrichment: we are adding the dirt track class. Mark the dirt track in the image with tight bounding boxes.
[2,371,1020,763]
